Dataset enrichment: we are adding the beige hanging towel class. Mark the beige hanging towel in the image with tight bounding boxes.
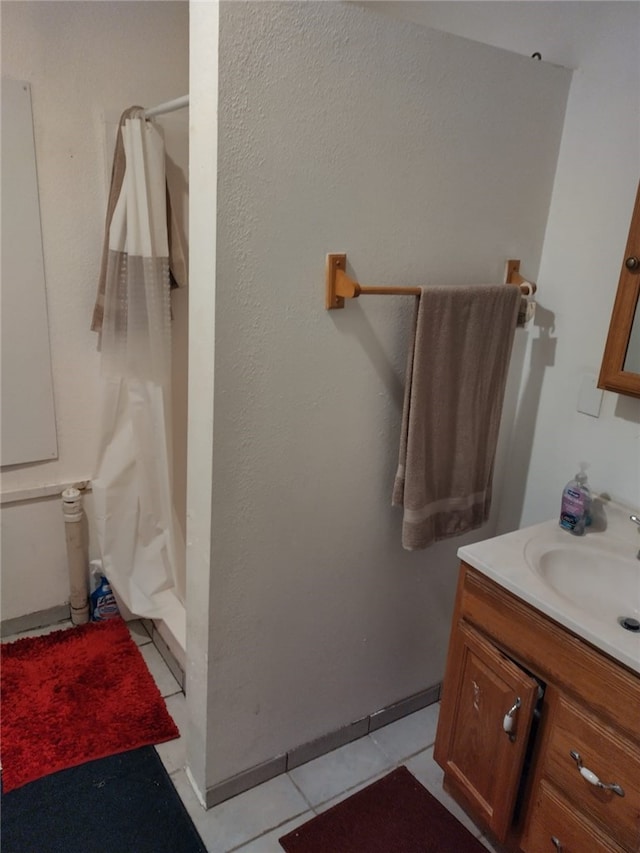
[392,284,520,550]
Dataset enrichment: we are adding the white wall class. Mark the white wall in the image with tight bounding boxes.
[185,0,219,804]
[0,1,189,622]
[190,0,570,795]
[368,1,640,522]
[504,4,640,526]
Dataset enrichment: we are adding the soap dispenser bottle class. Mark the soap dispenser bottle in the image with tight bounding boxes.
[559,469,591,535]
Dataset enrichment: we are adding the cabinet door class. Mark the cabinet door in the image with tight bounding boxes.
[434,621,539,841]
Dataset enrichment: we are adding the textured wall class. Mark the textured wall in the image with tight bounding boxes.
[499,4,640,526]
[369,2,640,525]
[200,1,570,789]
[0,1,188,621]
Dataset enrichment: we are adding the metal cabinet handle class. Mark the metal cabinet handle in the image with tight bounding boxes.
[569,750,625,797]
[551,836,563,851]
[502,697,521,741]
[625,255,640,271]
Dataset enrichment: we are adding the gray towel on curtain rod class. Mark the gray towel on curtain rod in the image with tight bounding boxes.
[392,284,520,550]
[90,106,187,333]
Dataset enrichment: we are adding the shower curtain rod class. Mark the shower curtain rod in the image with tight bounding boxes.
[144,94,189,119]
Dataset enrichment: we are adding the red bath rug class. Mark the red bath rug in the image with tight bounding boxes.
[1,618,179,792]
[279,766,487,853]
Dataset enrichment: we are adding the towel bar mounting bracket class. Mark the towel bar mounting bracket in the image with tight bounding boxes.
[326,253,422,309]
[326,254,351,310]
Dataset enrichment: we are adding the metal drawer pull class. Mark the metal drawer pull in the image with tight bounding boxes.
[569,750,625,797]
[551,837,563,851]
[502,697,521,741]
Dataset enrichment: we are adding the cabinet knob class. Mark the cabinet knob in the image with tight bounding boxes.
[551,837,563,851]
[569,750,625,797]
[625,255,639,271]
[502,697,521,741]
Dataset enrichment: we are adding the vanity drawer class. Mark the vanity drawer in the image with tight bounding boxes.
[525,781,624,853]
[542,696,640,850]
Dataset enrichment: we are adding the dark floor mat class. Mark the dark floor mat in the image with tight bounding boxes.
[1,746,206,853]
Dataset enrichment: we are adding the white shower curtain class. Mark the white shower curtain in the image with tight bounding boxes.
[92,112,185,618]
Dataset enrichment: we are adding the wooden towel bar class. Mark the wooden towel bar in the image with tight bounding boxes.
[325,254,536,310]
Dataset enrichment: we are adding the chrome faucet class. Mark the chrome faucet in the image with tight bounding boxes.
[631,515,640,559]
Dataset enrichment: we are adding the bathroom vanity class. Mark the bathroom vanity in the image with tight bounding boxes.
[434,509,640,852]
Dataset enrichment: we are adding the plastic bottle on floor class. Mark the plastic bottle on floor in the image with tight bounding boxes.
[89,560,120,621]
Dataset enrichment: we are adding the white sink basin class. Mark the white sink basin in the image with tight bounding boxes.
[458,499,640,674]
[523,536,640,628]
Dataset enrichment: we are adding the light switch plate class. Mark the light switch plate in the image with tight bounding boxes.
[577,373,603,418]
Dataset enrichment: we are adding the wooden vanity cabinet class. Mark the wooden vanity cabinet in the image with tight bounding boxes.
[434,562,640,853]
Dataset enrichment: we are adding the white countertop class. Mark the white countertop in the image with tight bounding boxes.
[457,498,640,675]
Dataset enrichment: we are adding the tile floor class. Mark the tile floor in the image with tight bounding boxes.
[4,618,499,853]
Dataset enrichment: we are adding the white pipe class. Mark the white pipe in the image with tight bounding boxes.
[144,95,189,119]
[61,488,90,624]
[1,479,91,505]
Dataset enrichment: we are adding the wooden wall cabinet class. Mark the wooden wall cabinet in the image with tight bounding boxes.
[434,563,640,853]
[598,180,640,398]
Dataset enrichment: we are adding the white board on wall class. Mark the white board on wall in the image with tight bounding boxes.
[1,78,58,466]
